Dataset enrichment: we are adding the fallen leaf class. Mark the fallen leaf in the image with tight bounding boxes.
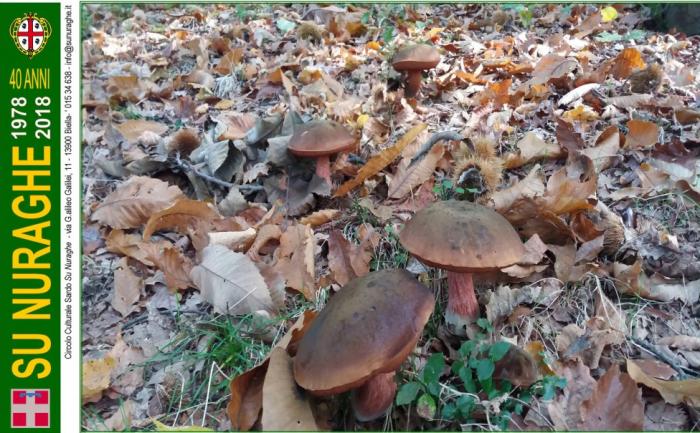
[579,364,644,430]
[658,335,700,351]
[388,143,445,199]
[92,176,184,229]
[556,118,585,153]
[275,224,316,300]
[82,355,116,404]
[112,257,143,317]
[490,165,545,212]
[613,260,700,303]
[527,54,578,86]
[327,227,376,286]
[625,119,659,149]
[209,228,258,252]
[485,281,561,324]
[548,360,597,430]
[579,125,621,173]
[143,199,221,251]
[146,246,194,292]
[543,156,597,215]
[114,119,168,144]
[503,133,563,169]
[627,359,700,406]
[228,361,268,431]
[492,343,539,387]
[611,47,646,80]
[334,123,426,197]
[299,209,340,227]
[190,244,274,315]
[261,347,319,431]
[105,229,171,266]
[644,401,689,431]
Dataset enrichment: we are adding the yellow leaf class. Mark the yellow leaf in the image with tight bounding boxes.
[356,113,369,128]
[601,6,618,22]
[366,41,382,51]
[333,123,427,198]
[427,27,444,38]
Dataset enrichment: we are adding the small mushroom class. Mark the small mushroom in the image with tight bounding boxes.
[293,269,434,421]
[391,44,440,97]
[287,119,356,184]
[399,200,525,336]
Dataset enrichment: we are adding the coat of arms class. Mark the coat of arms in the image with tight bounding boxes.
[9,13,51,59]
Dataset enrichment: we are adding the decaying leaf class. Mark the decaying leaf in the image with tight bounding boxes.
[334,123,426,197]
[92,176,184,229]
[627,359,700,406]
[613,260,700,303]
[146,246,194,292]
[274,224,316,300]
[261,348,319,431]
[579,364,644,430]
[83,356,116,404]
[105,229,171,266]
[112,257,143,317]
[503,132,563,169]
[548,360,597,430]
[490,165,545,212]
[485,281,561,323]
[327,226,378,286]
[611,47,646,80]
[190,244,274,315]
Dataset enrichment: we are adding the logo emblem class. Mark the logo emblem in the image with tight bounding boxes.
[10,389,50,428]
[9,13,52,59]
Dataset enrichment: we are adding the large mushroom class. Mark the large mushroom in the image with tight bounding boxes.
[293,269,434,421]
[399,200,525,335]
[287,119,356,184]
[391,44,440,97]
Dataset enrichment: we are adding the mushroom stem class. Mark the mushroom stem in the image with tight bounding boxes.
[315,155,332,184]
[445,271,479,332]
[351,372,397,422]
[405,71,423,97]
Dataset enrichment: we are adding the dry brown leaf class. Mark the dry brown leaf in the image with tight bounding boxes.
[209,228,258,252]
[114,119,168,144]
[548,360,597,430]
[644,401,689,431]
[261,347,319,431]
[143,198,221,251]
[216,112,257,141]
[556,317,624,369]
[548,243,589,282]
[275,224,316,300]
[105,229,172,266]
[82,356,116,404]
[492,344,539,387]
[612,48,646,80]
[228,360,268,431]
[579,364,644,430]
[190,244,274,315]
[613,260,700,303]
[490,165,545,212]
[299,209,341,227]
[327,227,377,286]
[146,246,194,292]
[543,156,597,215]
[625,119,659,150]
[627,359,700,406]
[92,176,184,229]
[334,123,426,197]
[503,133,563,169]
[579,125,621,173]
[528,54,578,86]
[246,224,282,261]
[485,281,561,324]
[658,335,700,351]
[388,143,444,199]
[112,257,143,317]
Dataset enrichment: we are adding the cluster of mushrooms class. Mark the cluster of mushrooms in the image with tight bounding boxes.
[286,44,528,421]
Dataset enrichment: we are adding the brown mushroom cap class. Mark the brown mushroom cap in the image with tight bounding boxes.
[293,269,434,396]
[399,200,525,272]
[287,120,356,157]
[392,44,440,71]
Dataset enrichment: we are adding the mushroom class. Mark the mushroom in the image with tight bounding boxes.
[287,119,356,184]
[399,200,525,335]
[391,44,440,97]
[293,269,434,421]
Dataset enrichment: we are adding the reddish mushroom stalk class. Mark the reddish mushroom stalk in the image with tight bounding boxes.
[445,271,479,326]
[351,372,397,422]
[314,155,332,184]
[405,71,423,98]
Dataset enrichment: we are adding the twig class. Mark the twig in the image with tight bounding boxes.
[629,336,694,379]
[201,361,217,427]
[409,131,465,166]
[173,156,234,188]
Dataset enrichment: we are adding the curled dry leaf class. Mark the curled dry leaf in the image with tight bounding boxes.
[613,260,700,303]
[82,356,116,404]
[579,364,644,431]
[145,246,194,292]
[114,119,168,145]
[334,123,427,198]
[274,224,316,300]
[247,224,282,261]
[579,125,621,173]
[503,133,563,169]
[548,360,597,430]
[143,198,221,252]
[485,281,561,324]
[627,359,700,406]
[190,244,274,315]
[209,228,257,252]
[526,54,578,86]
[91,176,184,229]
[625,119,659,149]
[490,165,545,212]
[112,257,143,317]
[327,226,378,286]
[299,209,340,227]
[388,143,445,199]
[492,343,539,387]
[611,47,646,80]
[105,229,172,266]
[261,348,319,431]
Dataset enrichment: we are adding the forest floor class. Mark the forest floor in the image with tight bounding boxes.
[81,4,700,431]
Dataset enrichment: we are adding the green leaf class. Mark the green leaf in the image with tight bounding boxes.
[421,353,445,384]
[276,18,296,33]
[489,341,511,362]
[476,318,492,332]
[416,393,437,419]
[382,25,395,43]
[594,31,623,42]
[441,402,457,420]
[456,395,476,418]
[458,340,476,358]
[458,365,477,393]
[396,382,421,405]
[476,359,495,381]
